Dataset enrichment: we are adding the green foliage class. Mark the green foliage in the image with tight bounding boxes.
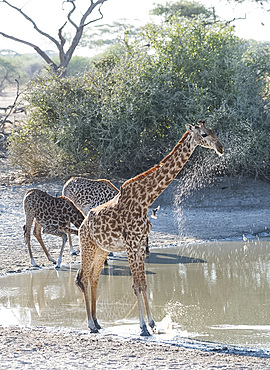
[66,56,92,77]
[0,53,45,91]
[150,1,214,20]
[0,57,19,93]
[7,16,270,180]
[80,22,141,50]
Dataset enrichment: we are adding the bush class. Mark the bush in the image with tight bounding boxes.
[7,18,270,180]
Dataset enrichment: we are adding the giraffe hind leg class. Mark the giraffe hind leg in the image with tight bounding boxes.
[23,214,39,267]
[75,266,99,333]
[76,230,101,333]
[89,247,109,330]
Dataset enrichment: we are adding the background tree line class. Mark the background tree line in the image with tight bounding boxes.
[3,1,270,181]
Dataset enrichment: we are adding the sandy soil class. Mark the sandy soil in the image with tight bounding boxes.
[0,174,270,369]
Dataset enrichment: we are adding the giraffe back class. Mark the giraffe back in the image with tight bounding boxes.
[62,177,119,215]
[23,188,84,229]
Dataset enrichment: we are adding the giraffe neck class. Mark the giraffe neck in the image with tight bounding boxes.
[121,131,196,210]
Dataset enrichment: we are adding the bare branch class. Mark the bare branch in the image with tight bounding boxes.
[0,0,61,51]
[0,0,109,75]
[0,31,58,70]
[83,3,104,27]
[63,0,79,30]
[64,0,107,61]
[225,14,247,25]
[0,78,20,131]
[80,0,108,27]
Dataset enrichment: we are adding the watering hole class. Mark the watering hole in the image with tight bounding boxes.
[0,239,270,355]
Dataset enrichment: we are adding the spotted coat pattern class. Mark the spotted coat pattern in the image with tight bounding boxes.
[76,122,223,336]
[62,178,119,215]
[23,188,85,268]
[62,178,120,250]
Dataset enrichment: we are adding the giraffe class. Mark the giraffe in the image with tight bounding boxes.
[62,177,155,254]
[62,178,119,251]
[23,188,84,268]
[62,178,119,216]
[75,121,223,336]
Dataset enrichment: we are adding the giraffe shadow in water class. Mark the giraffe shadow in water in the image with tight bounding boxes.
[101,252,205,277]
[145,252,205,265]
[101,265,155,277]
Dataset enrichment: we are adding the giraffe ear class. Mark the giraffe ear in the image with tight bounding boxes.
[185,124,194,132]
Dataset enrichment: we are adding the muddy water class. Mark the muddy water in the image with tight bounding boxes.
[0,239,270,352]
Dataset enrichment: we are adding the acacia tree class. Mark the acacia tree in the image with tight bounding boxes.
[0,0,108,76]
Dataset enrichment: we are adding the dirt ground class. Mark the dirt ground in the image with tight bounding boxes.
[0,174,270,369]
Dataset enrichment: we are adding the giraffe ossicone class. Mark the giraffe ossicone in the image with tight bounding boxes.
[76,121,223,336]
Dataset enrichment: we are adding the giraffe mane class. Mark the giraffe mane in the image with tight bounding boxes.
[122,131,190,188]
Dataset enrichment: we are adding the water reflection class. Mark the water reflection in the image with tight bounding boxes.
[0,240,270,351]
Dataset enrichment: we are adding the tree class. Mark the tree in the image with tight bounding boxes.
[0,56,18,93]
[0,0,108,76]
[150,1,214,20]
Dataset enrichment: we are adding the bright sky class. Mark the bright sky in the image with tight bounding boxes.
[0,0,269,56]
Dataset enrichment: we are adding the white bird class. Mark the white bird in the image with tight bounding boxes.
[151,205,160,219]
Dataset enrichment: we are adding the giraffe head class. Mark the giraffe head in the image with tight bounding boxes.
[186,120,223,155]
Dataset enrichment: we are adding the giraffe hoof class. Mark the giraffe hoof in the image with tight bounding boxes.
[140,324,151,337]
[90,327,99,333]
[94,319,101,330]
[149,319,156,329]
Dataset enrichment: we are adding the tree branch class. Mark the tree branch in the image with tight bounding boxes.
[63,0,79,30]
[0,0,61,51]
[64,0,107,64]
[80,0,107,27]
[83,3,105,27]
[0,31,58,70]
[0,78,20,131]
[0,0,109,75]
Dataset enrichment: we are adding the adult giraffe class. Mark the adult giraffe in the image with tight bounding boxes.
[76,121,223,336]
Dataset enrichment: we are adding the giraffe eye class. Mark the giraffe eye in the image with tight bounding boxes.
[201,133,208,138]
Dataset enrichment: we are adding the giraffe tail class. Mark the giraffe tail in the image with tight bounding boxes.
[75,269,85,293]
[23,225,27,239]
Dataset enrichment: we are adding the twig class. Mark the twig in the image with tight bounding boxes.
[0,78,21,131]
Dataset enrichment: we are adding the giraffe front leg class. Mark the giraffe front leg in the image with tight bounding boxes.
[42,226,68,268]
[126,243,151,336]
[142,289,156,332]
[67,222,77,256]
[33,221,56,265]
[134,285,151,336]
[138,260,156,333]
[55,233,68,269]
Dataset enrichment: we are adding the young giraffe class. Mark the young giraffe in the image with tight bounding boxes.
[23,188,84,268]
[76,121,223,336]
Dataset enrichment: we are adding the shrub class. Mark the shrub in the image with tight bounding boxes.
[7,18,270,180]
